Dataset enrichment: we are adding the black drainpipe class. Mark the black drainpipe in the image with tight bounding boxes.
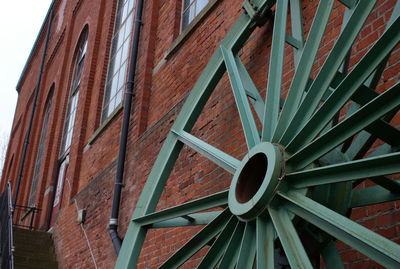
[109,0,144,254]
[13,10,54,208]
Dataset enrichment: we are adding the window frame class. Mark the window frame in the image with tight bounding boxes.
[181,0,210,31]
[101,0,137,123]
[28,87,54,206]
[59,29,88,157]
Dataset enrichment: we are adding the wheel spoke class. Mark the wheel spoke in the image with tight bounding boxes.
[286,152,400,189]
[279,0,377,145]
[133,190,228,226]
[350,84,400,148]
[288,0,305,68]
[365,121,400,149]
[279,190,400,268]
[286,16,400,154]
[344,130,393,161]
[197,215,238,269]
[237,221,257,269]
[152,211,222,228]
[365,55,390,90]
[369,176,400,193]
[350,144,399,190]
[256,216,275,269]
[159,208,231,268]
[269,206,313,269]
[350,185,400,208]
[221,46,260,149]
[219,221,246,268]
[273,0,334,142]
[345,131,372,160]
[338,0,357,9]
[288,81,400,171]
[172,130,240,174]
[261,0,289,142]
[321,240,345,269]
[235,55,265,122]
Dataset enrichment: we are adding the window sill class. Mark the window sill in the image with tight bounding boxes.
[87,104,123,146]
[164,0,221,60]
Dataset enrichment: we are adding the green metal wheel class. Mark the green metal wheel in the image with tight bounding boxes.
[116,0,400,268]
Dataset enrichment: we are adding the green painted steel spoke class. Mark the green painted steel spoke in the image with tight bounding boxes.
[261,0,288,142]
[350,144,399,189]
[221,46,260,149]
[366,120,400,148]
[252,0,276,10]
[171,130,240,174]
[219,221,246,269]
[344,131,370,160]
[197,215,238,269]
[133,191,227,226]
[235,56,265,122]
[286,16,400,154]
[280,190,400,268]
[338,0,357,9]
[159,208,231,269]
[285,34,302,49]
[256,216,274,269]
[289,0,305,68]
[321,241,345,269]
[350,84,400,148]
[365,55,390,90]
[369,176,400,194]
[269,206,313,269]
[272,0,334,142]
[279,0,377,146]
[286,152,400,189]
[387,0,400,28]
[318,148,350,167]
[352,80,382,105]
[237,221,257,269]
[152,211,222,228]
[288,81,400,171]
[350,185,400,208]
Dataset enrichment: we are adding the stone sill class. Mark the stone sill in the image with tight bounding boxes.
[87,104,123,146]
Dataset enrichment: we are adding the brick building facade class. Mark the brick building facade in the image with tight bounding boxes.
[1,0,399,268]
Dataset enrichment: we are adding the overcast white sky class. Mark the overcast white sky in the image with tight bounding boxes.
[0,1,53,136]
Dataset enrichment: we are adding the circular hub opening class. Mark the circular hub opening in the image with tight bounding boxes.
[235,153,268,203]
[228,142,282,221]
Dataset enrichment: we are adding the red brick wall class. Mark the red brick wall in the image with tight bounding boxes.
[1,0,399,268]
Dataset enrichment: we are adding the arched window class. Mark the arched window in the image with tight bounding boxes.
[50,28,89,226]
[28,86,54,206]
[60,29,88,155]
[101,0,136,122]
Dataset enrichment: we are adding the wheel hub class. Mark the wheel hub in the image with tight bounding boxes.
[228,142,283,221]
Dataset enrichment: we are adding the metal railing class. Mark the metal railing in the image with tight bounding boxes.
[13,205,41,230]
[0,182,14,269]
